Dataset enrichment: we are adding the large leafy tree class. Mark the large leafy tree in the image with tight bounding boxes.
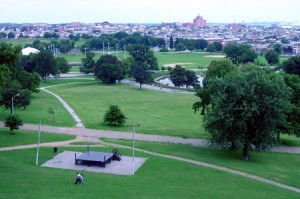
[130,61,151,90]
[193,59,236,115]
[195,65,291,160]
[279,74,300,138]
[55,57,71,76]
[265,50,279,65]
[170,65,187,87]
[0,43,38,112]
[33,50,58,80]
[224,44,257,65]
[94,54,124,84]
[128,44,158,70]
[80,51,95,74]
[184,70,198,89]
[282,56,300,76]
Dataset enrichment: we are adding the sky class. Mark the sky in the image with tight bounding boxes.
[1,0,300,24]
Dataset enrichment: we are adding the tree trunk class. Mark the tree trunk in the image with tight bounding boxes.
[139,83,142,90]
[230,142,236,150]
[277,132,280,142]
[242,144,249,160]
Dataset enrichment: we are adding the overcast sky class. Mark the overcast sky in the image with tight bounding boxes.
[1,0,299,24]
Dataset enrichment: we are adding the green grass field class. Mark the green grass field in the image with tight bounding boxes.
[102,138,300,189]
[0,86,76,127]
[0,128,75,147]
[46,80,206,138]
[155,52,225,69]
[0,147,298,199]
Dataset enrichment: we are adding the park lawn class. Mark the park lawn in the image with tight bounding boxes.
[69,66,80,73]
[280,134,300,147]
[0,147,298,199]
[101,138,300,189]
[1,38,51,48]
[0,128,75,147]
[155,52,225,69]
[0,89,76,127]
[47,81,207,138]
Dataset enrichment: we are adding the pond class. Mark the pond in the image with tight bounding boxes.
[156,75,204,88]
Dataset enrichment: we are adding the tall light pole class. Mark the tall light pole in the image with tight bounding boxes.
[11,93,19,115]
[36,119,43,166]
[116,43,119,59]
[84,48,88,58]
[128,124,139,175]
[124,45,126,59]
[102,42,105,55]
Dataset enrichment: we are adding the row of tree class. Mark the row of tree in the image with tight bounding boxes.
[25,39,75,54]
[80,32,166,52]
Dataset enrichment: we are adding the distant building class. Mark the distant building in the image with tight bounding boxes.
[193,15,206,27]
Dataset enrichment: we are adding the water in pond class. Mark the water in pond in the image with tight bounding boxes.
[156,75,204,88]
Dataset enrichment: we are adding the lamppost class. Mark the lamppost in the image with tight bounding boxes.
[84,48,88,58]
[124,45,126,59]
[11,93,19,115]
[127,124,139,175]
[36,119,43,166]
[116,43,119,59]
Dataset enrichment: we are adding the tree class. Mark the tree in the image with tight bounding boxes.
[224,44,257,65]
[213,42,222,51]
[193,59,236,115]
[265,50,279,65]
[103,105,126,126]
[195,39,208,50]
[5,115,23,134]
[195,65,291,160]
[206,44,216,54]
[175,43,185,51]
[170,36,174,49]
[128,44,158,70]
[94,55,124,84]
[130,61,151,90]
[184,70,198,89]
[16,70,40,93]
[273,44,282,55]
[8,32,15,39]
[33,50,58,80]
[55,57,71,76]
[280,74,300,138]
[170,65,187,87]
[160,47,169,53]
[283,56,300,76]
[80,51,95,74]
[0,32,7,39]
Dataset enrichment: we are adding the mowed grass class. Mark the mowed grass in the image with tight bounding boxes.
[155,52,225,69]
[46,80,206,138]
[101,138,300,189]
[0,128,75,147]
[0,147,298,199]
[0,88,76,127]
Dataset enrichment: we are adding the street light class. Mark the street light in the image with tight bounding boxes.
[127,124,139,175]
[11,93,19,115]
[124,45,126,59]
[36,119,43,166]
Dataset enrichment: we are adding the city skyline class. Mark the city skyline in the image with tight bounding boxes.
[1,0,300,24]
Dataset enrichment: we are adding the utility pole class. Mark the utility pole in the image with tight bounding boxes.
[127,124,140,175]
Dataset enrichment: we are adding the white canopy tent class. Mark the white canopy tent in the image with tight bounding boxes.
[21,47,40,56]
